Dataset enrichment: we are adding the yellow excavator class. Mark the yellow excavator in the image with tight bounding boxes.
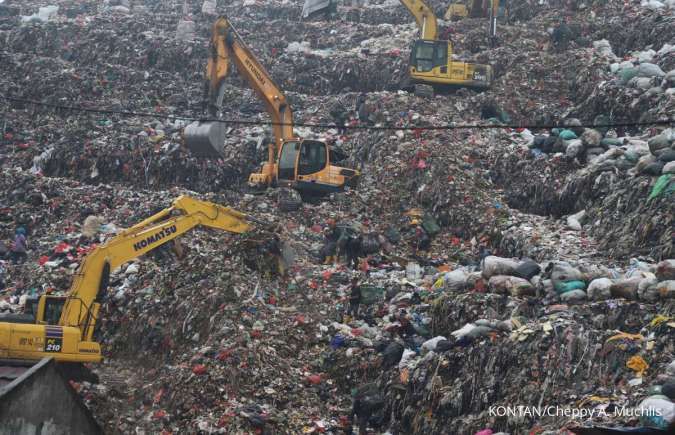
[445,0,505,46]
[184,17,359,195]
[0,196,251,375]
[445,0,506,22]
[399,0,492,95]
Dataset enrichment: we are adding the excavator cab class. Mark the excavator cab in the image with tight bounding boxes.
[276,139,358,194]
[409,39,492,89]
[0,295,68,326]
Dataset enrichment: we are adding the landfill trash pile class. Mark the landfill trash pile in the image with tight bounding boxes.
[0,0,674,434]
[319,254,675,433]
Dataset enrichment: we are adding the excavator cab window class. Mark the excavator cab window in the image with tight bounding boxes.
[279,141,300,180]
[411,40,448,73]
[297,141,328,175]
[43,297,66,325]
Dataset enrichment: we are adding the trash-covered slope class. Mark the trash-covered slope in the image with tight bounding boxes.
[1,0,674,434]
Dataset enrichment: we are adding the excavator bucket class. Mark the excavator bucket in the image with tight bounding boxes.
[183,121,227,157]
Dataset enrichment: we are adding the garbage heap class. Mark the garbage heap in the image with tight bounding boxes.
[321,255,675,434]
[0,0,674,433]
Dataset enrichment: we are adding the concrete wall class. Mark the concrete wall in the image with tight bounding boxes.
[0,358,101,435]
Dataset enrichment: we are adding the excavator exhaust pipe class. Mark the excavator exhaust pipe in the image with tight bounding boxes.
[183,121,227,157]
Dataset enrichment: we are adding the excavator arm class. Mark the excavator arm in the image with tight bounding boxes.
[59,195,250,341]
[399,0,438,41]
[489,0,500,44]
[206,17,294,157]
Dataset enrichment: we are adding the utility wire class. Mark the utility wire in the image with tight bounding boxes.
[1,94,674,132]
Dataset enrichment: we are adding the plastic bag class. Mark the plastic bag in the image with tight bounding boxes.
[441,269,469,291]
[554,280,586,294]
[559,129,578,140]
[481,256,520,279]
[587,278,613,300]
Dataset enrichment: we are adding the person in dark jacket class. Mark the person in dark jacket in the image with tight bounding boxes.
[551,18,573,51]
[321,219,341,264]
[346,235,363,269]
[349,383,384,435]
[329,103,348,135]
[411,225,431,256]
[357,97,370,123]
[348,277,362,318]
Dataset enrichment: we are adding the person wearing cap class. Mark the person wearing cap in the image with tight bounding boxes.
[10,227,28,264]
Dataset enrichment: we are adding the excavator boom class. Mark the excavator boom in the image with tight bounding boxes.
[399,0,437,40]
[185,17,293,163]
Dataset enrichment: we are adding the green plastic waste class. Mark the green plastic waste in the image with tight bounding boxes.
[555,280,586,294]
[624,150,640,163]
[498,110,512,124]
[413,324,431,338]
[649,174,674,200]
[422,214,441,236]
[618,67,639,84]
[360,285,385,305]
[600,138,622,147]
[559,129,578,140]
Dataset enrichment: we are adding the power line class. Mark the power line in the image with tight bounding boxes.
[1,94,673,132]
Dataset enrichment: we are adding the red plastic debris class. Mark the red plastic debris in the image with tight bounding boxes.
[216,349,233,361]
[54,242,71,253]
[153,388,164,404]
[306,374,322,385]
[152,409,167,419]
[192,364,207,375]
